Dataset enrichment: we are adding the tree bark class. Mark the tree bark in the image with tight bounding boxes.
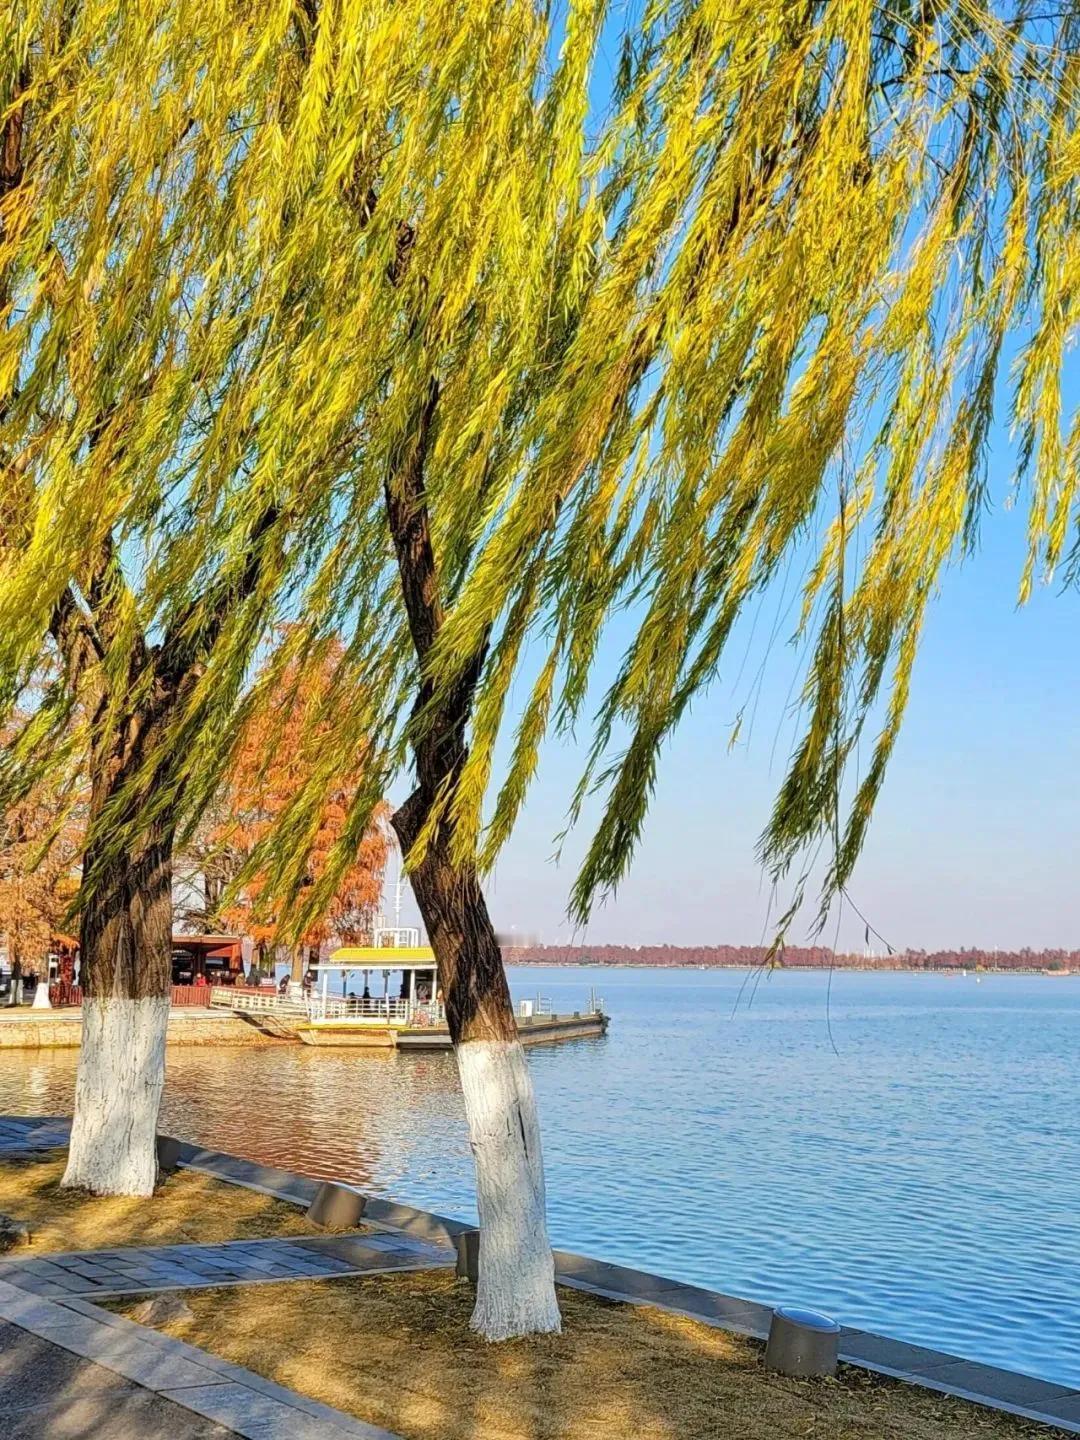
[54,510,279,1196]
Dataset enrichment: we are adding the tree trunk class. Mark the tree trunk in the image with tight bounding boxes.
[380,369,558,1336]
[7,955,21,1007]
[62,817,173,1197]
[393,799,560,1341]
[290,946,305,984]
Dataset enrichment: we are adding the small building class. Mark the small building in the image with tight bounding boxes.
[171,933,244,986]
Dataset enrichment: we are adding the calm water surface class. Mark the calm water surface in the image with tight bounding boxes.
[2,967,1078,1388]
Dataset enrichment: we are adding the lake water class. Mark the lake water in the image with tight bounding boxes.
[2,966,1077,1388]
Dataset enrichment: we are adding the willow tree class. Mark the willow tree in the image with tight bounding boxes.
[0,4,334,1193]
[5,0,1080,1334]
[219,0,1080,1337]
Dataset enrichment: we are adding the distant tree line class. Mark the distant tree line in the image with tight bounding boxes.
[503,945,1078,973]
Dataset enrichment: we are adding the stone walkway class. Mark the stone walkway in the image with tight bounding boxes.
[0,1232,452,1300]
[0,1118,420,1437]
[0,1280,397,1438]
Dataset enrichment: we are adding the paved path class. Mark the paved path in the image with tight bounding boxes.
[0,1118,413,1437]
[0,1280,397,1438]
[0,1232,452,1299]
[0,1319,234,1439]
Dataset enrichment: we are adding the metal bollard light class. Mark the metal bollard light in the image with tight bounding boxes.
[764,1306,840,1378]
[306,1181,368,1228]
[156,1134,182,1175]
[454,1228,480,1283]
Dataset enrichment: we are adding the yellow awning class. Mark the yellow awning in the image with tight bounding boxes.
[327,946,435,966]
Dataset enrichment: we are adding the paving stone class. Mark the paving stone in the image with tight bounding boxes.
[3,1384,234,1438]
[3,1257,72,1279]
[0,1321,138,1412]
[159,1380,318,1430]
[0,1285,75,1325]
[64,1261,116,1279]
[227,1256,284,1275]
[161,1381,396,1440]
[553,1251,686,1298]
[14,1278,66,1296]
[47,1327,230,1392]
[0,1295,106,1330]
[657,1283,771,1326]
[574,1277,772,1335]
[1030,1391,1080,1427]
[55,1296,134,1326]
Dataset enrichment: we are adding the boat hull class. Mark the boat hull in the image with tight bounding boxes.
[294,1012,609,1049]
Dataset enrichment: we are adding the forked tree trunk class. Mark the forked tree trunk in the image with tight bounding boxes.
[393,800,561,1340]
[62,815,173,1197]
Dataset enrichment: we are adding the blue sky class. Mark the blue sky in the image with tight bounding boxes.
[387,450,1080,953]
[463,500,1080,952]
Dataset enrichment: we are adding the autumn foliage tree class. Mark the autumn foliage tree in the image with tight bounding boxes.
[183,643,390,978]
[0,715,84,987]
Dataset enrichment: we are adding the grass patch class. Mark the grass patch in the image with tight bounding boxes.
[0,1150,364,1252]
[109,1270,1067,1440]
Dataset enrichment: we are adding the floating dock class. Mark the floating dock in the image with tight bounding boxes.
[291,1008,609,1049]
[213,940,609,1050]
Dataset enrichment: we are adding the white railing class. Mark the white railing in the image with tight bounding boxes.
[209,987,308,1015]
[311,996,448,1025]
[212,986,446,1028]
[313,996,407,1022]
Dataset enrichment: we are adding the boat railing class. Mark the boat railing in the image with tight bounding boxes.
[310,996,448,1026]
[313,995,410,1022]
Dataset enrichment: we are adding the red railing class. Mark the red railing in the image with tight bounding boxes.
[45,983,213,1009]
[49,982,82,1008]
[170,984,213,1008]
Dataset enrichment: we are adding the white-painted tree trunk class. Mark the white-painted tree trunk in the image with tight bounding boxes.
[61,996,170,1197]
[456,1037,562,1340]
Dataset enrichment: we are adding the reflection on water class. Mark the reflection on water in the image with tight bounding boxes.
[3,966,1078,1389]
[17,1046,473,1197]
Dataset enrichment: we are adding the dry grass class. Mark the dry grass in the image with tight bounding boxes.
[0,1151,365,1252]
[112,1270,1067,1440]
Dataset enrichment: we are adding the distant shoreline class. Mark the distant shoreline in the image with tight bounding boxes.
[501,948,1078,976]
[505,962,1074,975]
